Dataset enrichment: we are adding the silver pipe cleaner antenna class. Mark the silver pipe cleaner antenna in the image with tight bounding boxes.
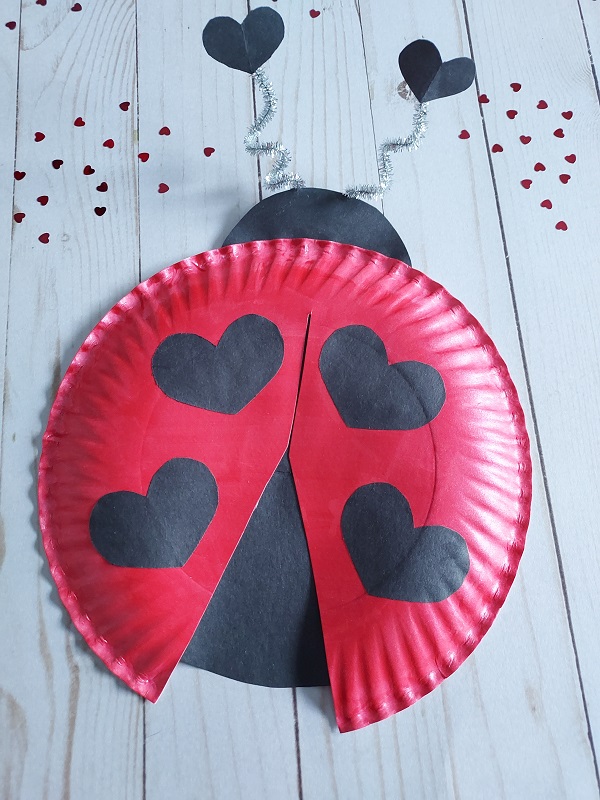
[345,99,428,201]
[245,68,305,192]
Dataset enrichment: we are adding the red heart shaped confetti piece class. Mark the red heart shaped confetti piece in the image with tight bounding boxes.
[14,212,25,223]
[159,126,171,136]
[83,164,95,175]
[520,179,532,189]
[96,181,108,192]
[534,162,546,172]
[138,152,150,162]
[74,117,85,127]
[71,2,82,10]
[309,9,321,18]
[540,199,552,209]
[519,135,531,145]
[491,143,503,153]
[14,170,26,180]
[39,232,50,243]
[34,131,45,142]
[559,173,571,184]
[5,21,17,29]
[119,101,130,111]
[52,159,63,169]
[510,82,521,92]
[478,93,490,103]
[36,0,47,6]
[103,139,115,148]
[158,183,169,193]
[37,195,49,206]
[554,128,565,138]
[562,111,573,120]
[537,100,548,109]
[458,129,470,139]
[203,147,215,157]
[506,109,518,119]
[94,207,106,216]
[565,154,576,164]
[555,220,568,231]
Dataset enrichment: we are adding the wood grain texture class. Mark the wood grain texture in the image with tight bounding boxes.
[2,0,600,798]
[463,0,600,759]
[0,1,143,798]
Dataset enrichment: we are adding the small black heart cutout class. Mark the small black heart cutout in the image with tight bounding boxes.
[202,8,285,74]
[320,325,445,430]
[90,458,218,568]
[342,483,469,602]
[399,40,475,102]
[152,314,284,414]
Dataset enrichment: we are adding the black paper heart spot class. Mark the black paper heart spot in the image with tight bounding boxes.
[89,458,218,569]
[399,40,475,102]
[152,314,284,414]
[342,483,469,602]
[320,325,445,430]
[202,8,285,74]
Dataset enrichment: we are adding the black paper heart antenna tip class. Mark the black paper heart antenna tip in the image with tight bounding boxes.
[202,8,285,74]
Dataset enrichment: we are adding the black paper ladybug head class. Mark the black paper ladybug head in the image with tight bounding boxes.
[203,7,476,266]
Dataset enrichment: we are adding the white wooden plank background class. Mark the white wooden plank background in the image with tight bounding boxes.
[1,0,599,798]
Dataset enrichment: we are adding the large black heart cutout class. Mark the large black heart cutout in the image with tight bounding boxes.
[320,325,445,430]
[202,8,285,74]
[89,458,218,569]
[342,483,469,602]
[152,314,284,414]
[399,40,475,103]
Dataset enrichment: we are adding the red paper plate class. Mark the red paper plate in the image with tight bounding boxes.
[39,238,531,730]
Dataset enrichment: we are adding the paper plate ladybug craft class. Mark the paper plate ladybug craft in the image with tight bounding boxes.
[39,8,532,732]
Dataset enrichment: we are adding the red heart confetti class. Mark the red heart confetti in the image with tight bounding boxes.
[14,212,25,223]
[37,195,49,206]
[94,207,106,216]
[34,131,45,142]
[537,100,548,109]
[158,183,169,193]
[540,199,552,209]
[519,135,531,145]
[83,164,95,175]
[565,154,576,164]
[554,128,565,138]
[138,152,150,162]
[71,2,82,10]
[39,233,50,243]
[6,21,17,30]
[458,129,470,139]
[559,173,571,184]
[159,126,171,136]
[478,93,490,103]
[74,117,85,127]
[506,109,518,119]
[555,221,568,231]
[52,159,63,169]
[14,171,26,180]
[534,162,546,171]
[520,179,532,189]
[510,82,521,92]
[36,0,47,6]
[103,139,115,148]
[203,147,215,157]
[491,143,503,153]
[96,181,108,192]
[119,101,130,111]
[562,111,573,120]
[309,9,321,18]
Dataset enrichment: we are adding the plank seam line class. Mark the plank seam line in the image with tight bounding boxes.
[460,1,600,790]
[292,688,304,800]
[134,0,142,285]
[575,0,600,104]
[247,0,263,202]
[2,0,24,447]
